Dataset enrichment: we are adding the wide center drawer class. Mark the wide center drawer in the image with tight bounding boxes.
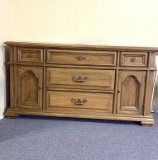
[47,49,116,66]
[46,68,115,90]
[46,91,113,113]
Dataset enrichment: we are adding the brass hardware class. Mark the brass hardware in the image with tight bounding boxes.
[27,53,32,58]
[71,99,87,105]
[118,90,121,93]
[76,55,86,61]
[72,76,88,82]
[130,57,136,62]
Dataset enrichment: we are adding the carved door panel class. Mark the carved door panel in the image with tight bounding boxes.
[117,71,146,115]
[17,66,43,109]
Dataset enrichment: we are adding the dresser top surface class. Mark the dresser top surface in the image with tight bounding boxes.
[4,41,158,52]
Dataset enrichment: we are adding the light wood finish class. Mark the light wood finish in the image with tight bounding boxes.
[5,108,154,123]
[46,91,113,113]
[148,52,157,68]
[4,41,158,52]
[17,66,43,109]
[46,68,115,90]
[9,65,14,108]
[4,41,157,126]
[47,49,116,66]
[17,48,43,63]
[117,71,146,115]
[144,71,155,115]
[141,119,154,127]
[120,52,147,67]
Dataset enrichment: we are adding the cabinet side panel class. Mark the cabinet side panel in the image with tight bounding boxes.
[9,47,14,62]
[8,47,15,109]
[8,65,14,108]
[144,71,155,115]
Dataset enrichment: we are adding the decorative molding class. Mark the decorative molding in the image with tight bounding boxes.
[21,70,39,105]
[120,74,141,111]
[123,74,141,85]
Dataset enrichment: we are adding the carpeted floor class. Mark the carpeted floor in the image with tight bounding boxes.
[0,114,158,160]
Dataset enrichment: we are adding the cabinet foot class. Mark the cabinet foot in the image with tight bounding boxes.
[5,110,19,119]
[141,119,154,127]
[5,115,19,119]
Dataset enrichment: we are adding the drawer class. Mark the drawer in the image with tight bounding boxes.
[46,91,113,113]
[46,68,115,91]
[120,52,148,67]
[47,49,116,66]
[17,48,43,63]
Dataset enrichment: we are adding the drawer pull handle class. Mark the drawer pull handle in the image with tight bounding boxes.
[27,53,32,58]
[39,86,42,90]
[72,76,88,82]
[130,57,136,62]
[71,99,87,105]
[76,55,86,61]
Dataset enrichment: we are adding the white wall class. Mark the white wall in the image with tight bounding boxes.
[0,0,158,117]
[0,0,15,118]
[14,0,158,46]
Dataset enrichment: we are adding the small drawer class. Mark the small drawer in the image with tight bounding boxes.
[17,48,43,63]
[46,68,115,91]
[46,91,113,113]
[47,49,116,66]
[120,52,148,67]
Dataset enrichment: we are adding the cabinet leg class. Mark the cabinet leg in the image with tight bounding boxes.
[5,110,19,119]
[141,119,154,127]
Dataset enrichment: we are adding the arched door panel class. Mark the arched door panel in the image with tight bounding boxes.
[17,66,43,109]
[117,71,146,115]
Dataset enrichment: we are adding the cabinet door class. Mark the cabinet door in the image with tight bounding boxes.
[17,66,43,109]
[117,71,146,115]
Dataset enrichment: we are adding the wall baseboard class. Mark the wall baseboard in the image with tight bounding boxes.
[0,115,4,120]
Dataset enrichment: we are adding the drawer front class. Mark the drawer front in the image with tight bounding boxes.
[46,68,115,90]
[46,91,113,113]
[120,52,148,67]
[17,48,43,63]
[47,49,116,66]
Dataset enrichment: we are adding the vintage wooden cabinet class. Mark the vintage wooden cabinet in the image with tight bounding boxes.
[4,41,157,126]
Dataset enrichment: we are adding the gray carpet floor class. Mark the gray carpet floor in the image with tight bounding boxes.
[0,114,158,160]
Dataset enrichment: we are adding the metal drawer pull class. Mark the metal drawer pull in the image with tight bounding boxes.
[71,99,87,105]
[39,86,42,90]
[130,57,136,62]
[27,53,32,58]
[76,55,86,61]
[72,76,88,82]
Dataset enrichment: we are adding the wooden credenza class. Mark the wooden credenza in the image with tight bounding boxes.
[5,41,157,126]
